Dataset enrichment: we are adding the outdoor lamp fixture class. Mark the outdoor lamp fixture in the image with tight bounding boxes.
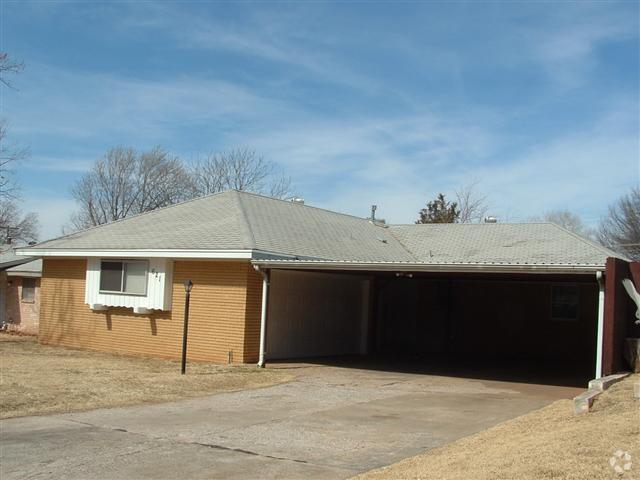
[395,272,413,278]
[181,280,193,375]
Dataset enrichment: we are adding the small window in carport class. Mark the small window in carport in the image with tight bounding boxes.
[551,285,579,321]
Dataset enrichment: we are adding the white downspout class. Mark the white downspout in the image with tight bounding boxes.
[595,271,605,379]
[255,267,270,368]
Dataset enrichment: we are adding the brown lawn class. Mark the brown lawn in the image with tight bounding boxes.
[0,333,292,419]
[354,374,640,480]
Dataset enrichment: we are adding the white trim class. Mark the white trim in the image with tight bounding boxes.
[6,271,41,278]
[251,260,605,275]
[14,248,300,260]
[16,249,255,259]
[256,267,269,368]
[85,257,172,311]
[595,271,605,379]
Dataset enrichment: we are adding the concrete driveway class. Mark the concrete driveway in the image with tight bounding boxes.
[1,364,581,479]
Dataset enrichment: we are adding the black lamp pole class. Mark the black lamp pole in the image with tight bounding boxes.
[181,280,193,375]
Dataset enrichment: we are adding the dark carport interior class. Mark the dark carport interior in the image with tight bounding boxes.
[265,269,599,387]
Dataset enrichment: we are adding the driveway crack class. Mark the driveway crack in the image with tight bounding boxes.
[191,441,309,464]
[62,417,314,466]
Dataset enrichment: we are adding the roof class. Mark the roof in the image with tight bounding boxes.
[0,247,36,270]
[388,223,617,266]
[6,259,42,277]
[22,190,412,262]
[19,189,619,269]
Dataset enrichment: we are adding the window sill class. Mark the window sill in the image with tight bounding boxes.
[98,290,147,297]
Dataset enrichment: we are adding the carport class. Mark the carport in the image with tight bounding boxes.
[253,261,605,386]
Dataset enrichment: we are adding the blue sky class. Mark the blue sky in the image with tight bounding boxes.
[1,1,639,239]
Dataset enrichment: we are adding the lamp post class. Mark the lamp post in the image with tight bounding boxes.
[181,280,193,375]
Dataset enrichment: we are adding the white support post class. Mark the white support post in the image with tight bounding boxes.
[595,271,605,379]
[257,268,270,368]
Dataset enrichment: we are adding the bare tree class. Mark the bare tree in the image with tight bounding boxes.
[0,120,28,200]
[268,171,294,199]
[69,147,193,230]
[0,52,24,89]
[190,148,293,199]
[529,210,595,238]
[598,187,640,260]
[0,53,38,243]
[455,181,489,223]
[0,200,38,245]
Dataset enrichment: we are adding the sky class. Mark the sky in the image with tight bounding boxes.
[1,0,639,240]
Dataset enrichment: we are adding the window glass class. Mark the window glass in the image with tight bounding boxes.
[551,285,579,321]
[100,261,123,292]
[22,278,36,301]
[124,261,147,294]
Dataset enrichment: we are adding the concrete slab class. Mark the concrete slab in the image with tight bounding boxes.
[573,388,601,414]
[0,365,582,480]
[588,373,629,392]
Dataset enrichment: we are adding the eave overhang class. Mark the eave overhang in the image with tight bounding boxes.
[14,248,297,260]
[251,259,606,275]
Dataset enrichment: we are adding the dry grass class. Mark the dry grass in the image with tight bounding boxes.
[355,374,640,480]
[0,334,292,419]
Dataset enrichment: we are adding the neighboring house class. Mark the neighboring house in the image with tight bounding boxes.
[0,248,42,335]
[16,190,635,377]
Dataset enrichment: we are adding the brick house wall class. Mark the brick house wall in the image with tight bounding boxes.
[39,258,262,363]
[0,273,41,335]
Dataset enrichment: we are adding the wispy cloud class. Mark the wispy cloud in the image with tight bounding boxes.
[23,156,93,173]
[114,2,383,94]
[519,4,638,88]
[6,62,289,144]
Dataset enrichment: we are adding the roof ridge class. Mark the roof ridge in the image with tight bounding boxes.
[232,189,373,223]
[232,190,257,249]
[386,226,420,262]
[546,222,628,261]
[29,190,234,248]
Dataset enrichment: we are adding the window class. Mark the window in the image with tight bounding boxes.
[21,278,36,302]
[99,260,148,295]
[551,285,579,321]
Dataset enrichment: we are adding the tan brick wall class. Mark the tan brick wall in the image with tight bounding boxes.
[1,273,40,335]
[39,258,263,363]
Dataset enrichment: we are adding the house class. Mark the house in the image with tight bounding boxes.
[0,248,42,335]
[16,190,637,378]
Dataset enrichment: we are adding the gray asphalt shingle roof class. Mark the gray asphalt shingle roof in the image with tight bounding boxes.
[32,191,249,251]
[6,259,42,276]
[389,223,615,266]
[0,247,36,270]
[25,190,617,266]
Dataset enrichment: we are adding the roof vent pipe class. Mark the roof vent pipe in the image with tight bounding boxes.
[484,216,498,223]
[371,205,377,222]
[291,197,305,205]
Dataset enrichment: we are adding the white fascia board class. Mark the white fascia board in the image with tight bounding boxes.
[6,271,41,277]
[251,260,605,275]
[14,248,296,260]
[15,249,255,259]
